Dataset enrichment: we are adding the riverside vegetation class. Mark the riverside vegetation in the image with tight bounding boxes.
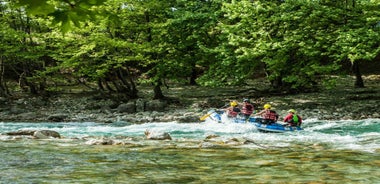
[1,2,379,182]
[1,1,380,124]
[0,75,379,124]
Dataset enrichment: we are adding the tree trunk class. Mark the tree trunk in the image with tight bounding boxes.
[145,10,164,100]
[0,57,10,97]
[97,79,105,91]
[153,81,165,100]
[352,62,364,88]
[117,68,138,99]
[189,67,197,85]
[126,68,138,99]
[270,76,283,89]
[188,51,198,85]
[102,79,115,92]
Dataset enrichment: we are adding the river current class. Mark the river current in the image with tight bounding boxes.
[1,118,379,183]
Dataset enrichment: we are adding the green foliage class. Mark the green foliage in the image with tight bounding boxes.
[201,0,379,90]
[16,0,55,16]
[1,0,380,97]
[162,0,223,85]
[321,77,338,90]
[17,0,107,33]
[328,1,380,63]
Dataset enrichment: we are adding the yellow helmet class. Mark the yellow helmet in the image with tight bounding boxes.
[288,109,296,113]
[263,104,271,109]
[230,101,238,107]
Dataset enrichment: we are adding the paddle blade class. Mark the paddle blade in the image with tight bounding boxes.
[199,113,211,121]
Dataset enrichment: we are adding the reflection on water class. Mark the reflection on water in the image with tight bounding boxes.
[0,119,379,183]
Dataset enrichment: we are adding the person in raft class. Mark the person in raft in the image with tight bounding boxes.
[255,103,279,124]
[283,109,302,127]
[241,98,254,120]
[225,101,241,118]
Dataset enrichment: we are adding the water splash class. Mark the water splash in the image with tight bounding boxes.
[1,118,379,152]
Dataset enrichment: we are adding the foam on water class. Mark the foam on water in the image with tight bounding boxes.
[292,118,380,152]
[1,118,379,152]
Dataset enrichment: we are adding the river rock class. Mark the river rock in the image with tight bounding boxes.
[16,112,38,121]
[85,138,117,145]
[200,137,248,148]
[5,130,36,136]
[227,137,251,145]
[136,99,146,112]
[145,100,167,112]
[174,115,199,123]
[10,106,27,114]
[144,130,172,140]
[0,97,7,105]
[33,130,61,139]
[373,112,380,118]
[205,134,220,139]
[199,142,225,148]
[202,135,227,146]
[202,136,248,147]
[117,102,136,113]
[48,114,68,122]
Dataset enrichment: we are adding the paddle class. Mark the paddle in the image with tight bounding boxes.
[199,104,228,121]
[199,112,213,121]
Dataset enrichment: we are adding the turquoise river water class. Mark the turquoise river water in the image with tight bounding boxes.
[0,118,379,184]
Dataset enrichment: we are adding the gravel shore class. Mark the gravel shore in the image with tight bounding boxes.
[1,75,379,123]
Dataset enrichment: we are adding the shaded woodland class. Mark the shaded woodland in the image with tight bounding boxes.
[1,0,379,100]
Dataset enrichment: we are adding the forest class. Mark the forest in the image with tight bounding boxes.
[1,0,379,100]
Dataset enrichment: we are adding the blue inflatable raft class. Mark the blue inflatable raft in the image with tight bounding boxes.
[204,110,303,133]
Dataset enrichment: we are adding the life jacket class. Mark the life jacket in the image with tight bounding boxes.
[263,110,278,121]
[287,114,300,126]
[242,103,254,115]
[228,107,240,117]
[292,115,299,123]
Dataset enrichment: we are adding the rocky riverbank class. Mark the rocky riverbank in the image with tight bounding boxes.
[0,75,379,123]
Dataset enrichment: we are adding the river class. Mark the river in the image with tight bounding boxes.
[1,118,379,183]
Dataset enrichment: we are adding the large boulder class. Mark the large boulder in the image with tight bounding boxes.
[144,130,172,140]
[117,102,136,113]
[5,129,60,139]
[48,114,68,122]
[145,100,167,112]
[33,130,61,139]
[5,130,35,136]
